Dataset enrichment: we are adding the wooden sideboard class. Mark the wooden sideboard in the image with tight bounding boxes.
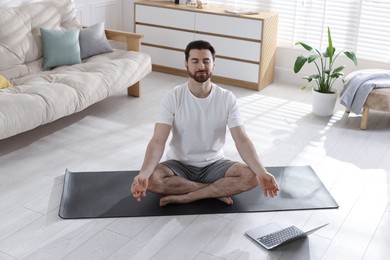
[134,1,278,90]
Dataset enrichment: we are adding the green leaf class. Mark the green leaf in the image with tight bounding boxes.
[307,54,320,63]
[300,84,311,90]
[333,65,346,73]
[294,55,308,73]
[324,47,335,58]
[295,42,313,51]
[344,51,357,65]
[328,27,334,63]
[303,75,313,82]
[309,74,321,80]
[331,71,344,78]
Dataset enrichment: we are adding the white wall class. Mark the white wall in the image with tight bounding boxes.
[122,0,135,32]
[0,0,40,7]
[0,0,123,30]
[74,0,123,29]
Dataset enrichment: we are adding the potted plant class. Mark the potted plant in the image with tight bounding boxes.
[294,27,357,116]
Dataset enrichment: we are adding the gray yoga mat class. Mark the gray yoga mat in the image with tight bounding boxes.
[59,166,338,219]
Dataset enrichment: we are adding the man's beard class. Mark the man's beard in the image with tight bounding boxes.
[187,69,212,83]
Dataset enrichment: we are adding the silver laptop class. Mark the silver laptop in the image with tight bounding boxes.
[246,222,329,250]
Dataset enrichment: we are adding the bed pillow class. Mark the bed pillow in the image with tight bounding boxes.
[79,22,113,59]
[0,74,13,89]
[40,28,81,70]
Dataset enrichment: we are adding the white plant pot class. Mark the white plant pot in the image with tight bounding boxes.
[311,88,338,116]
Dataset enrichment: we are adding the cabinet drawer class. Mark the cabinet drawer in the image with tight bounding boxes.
[214,59,259,83]
[136,25,194,49]
[142,45,185,70]
[135,5,194,31]
[195,13,262,40]
[195,33,261,62]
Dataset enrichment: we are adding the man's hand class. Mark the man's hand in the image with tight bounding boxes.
[258,173,279,198]
[131,175,149,202]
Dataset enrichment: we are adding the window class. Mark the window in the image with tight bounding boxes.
[206,0,390,63]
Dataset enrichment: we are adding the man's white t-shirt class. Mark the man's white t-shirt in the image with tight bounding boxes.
[157,83,243,167]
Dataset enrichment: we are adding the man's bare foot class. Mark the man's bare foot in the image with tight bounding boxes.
[217,196,233,205]
[160,194,190,206]
[159,194,234,206]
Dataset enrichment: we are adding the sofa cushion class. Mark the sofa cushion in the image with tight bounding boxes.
[41,28,82,70]
[79,22,113,59]
[0,0,81,79]
[0,75,12,89]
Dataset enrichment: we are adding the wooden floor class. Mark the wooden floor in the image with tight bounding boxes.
[0,72,389,260]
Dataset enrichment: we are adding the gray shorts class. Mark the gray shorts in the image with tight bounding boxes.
[160,159,237,183]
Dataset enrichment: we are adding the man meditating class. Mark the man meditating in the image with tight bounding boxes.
[131,40,279,206]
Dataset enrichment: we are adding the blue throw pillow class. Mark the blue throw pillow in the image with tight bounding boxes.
[79,22,113,59]
[40,28,81,70]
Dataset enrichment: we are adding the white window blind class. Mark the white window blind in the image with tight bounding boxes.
[205,0,390,63]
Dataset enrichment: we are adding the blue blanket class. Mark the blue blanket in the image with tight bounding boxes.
[340,70,390,114]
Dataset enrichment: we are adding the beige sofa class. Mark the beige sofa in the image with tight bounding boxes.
[0,0,151,140]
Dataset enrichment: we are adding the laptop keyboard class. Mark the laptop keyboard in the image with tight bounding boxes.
[257,225,304,248]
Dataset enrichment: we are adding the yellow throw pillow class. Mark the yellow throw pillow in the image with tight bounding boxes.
[0,75,13,89]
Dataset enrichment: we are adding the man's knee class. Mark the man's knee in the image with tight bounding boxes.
[148,164,174,193]
[227,163,259,189]
[243,168,260,189]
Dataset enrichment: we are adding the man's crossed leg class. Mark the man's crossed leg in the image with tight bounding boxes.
[136,162,260,206]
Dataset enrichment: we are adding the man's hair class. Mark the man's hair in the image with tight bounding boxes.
[185,40,216,61]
